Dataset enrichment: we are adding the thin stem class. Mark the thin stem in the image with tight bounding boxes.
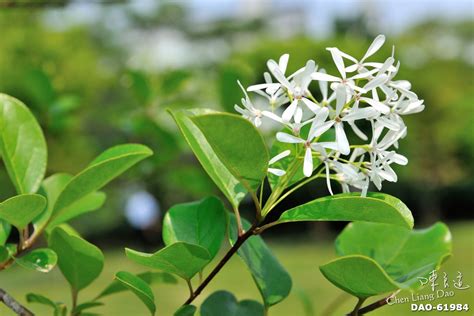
[349,297,366,316]
[250,191,262,220]
[357,291,399,315]
[259,181,264,209]
[183,224,257,305]
[231,205,244,237]
[0,289,34,316]
[71,288,78,316]
[186,280,194,299]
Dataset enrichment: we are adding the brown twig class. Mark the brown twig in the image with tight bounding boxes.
[0,288,34,316]
[357,291,399,315]
[183,223,257,305]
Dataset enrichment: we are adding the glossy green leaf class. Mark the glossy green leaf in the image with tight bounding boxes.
[191,113,268,192]
[229,216,292,306]
[0,194,46,229]
[97,271,177,299]
[34,173,72,230]
[169,109,246,208]
[200,290,264,316]
[115,271,156,315]
[125,242,211,280]
[0,220,11,245]
[15,248,57,273]
[275,192,414,228]
[51,144,152,221]
[174,305,196,316]
[47,191,106,229]
[49,227,104,292]
[72,302,103,314]
[26,293,68,316]
[26,293,57,309]
[0,94,47,194]
[320,222,452,298]
[162,196,227,260]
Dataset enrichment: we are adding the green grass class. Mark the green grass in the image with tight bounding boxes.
[1,222,472,315]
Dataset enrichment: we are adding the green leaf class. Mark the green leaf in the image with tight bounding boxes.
[125,242,211,280]
[200,290,264,316]
[72,302,103,314]
[169,109,244,208]
[275,192,414,229]
[174,305,196,316]
[320,222,452,298]
[50,144,151,222]
[96,271,177,299]
[0,220,11,245]
[229,216,292,307]
[162,196,227,260]
[0,94,47,194]
[191,113,268,193]
[26,293,68,316]
[47,191,106,229]
[26,293,58,309]
[34,173,73,230]
[15,248,57,273]
[49,227,104,292]
[115,271,156,315]
[0,194,46,229]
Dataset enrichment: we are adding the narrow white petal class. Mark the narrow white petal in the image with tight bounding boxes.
[276,132,304,144]
[391,153,408,165]
[262,111,284,123]
[319,141,339,151]
[318,69,328,100]
[335,122,350,155]
[362,34,385,61]
[377,116,400,131]
[247,83,278,92]
[279,54,290,74]
[310,121,334,139]
[335,84,347,116]
[269,150,291,164]
[294,106,303,124]
[360,97,390,114]
[349,122,368,140]
[303,147,313,177]
[282,99,298,122]
[327,48,346,78]
[363,74,388,91]
[311,72,340,82]
[268,168,286,176]
[267,59,292,89]
[342,107,378,121]
[325,163,334,195]
[301,98,321,114]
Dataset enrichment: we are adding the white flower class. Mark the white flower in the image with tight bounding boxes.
[276,108,334,177]
[236,35,424,197]
[234,81,264,127]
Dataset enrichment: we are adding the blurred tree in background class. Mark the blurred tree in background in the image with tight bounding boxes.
[0,1,472,241]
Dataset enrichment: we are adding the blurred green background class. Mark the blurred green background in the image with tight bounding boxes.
[0,0,473,315]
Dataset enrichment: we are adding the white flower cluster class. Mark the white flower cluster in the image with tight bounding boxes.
[235,35,425,196]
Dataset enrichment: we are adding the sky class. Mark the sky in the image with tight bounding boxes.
[45,0,474,37]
